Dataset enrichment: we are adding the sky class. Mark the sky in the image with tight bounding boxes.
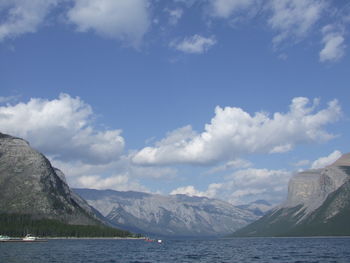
[1,0,350,205]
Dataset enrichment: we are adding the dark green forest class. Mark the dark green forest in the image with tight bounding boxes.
[0,214,131,237]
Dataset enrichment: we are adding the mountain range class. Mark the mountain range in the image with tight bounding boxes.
[74,188,260,237]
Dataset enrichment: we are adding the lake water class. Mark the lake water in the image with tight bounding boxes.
[1,237,350,263]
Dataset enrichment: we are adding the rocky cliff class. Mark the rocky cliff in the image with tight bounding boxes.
[0,132,103,225]
[232,153,350,237]
[74,188,258,237]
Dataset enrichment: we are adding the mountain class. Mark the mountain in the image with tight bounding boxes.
[0,132,129,237]
[74,188,258,237]
[232,153,350,237]
[236,200,274,216]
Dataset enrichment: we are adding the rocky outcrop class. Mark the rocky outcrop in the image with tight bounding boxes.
[284,166,348,216]
[74,188,258,237]
[0,132,102,225]
[232,153,350,237]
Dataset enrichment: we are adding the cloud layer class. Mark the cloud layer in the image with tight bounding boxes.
[133,97,341,166]
[0,93,124,164]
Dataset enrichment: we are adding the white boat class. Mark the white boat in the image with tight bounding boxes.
[0,235,11,241]
[22,234,38,241]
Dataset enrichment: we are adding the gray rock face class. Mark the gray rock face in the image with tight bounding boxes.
[284,165,348,216]
[232,153,350,237]
[74,188,258,237]
[0,132,101,225]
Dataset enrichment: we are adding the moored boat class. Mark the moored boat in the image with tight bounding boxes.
[0,234,47,242]
[0,235,11,241]
[22,234,39,241]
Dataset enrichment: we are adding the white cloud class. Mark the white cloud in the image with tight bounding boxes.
[170,183,222,198]
[0,0,58,41]
[268,0,326,45]
[311,150,342,169]
[170,185,206,197]
[166,8,184,25]
[75,174,148,192]
[209,0,326,47]
[67,0,150,47]
[210,0,257,18]
[0,93,124,164]
[319,25,346,62]
[133,97,341,166]
[171,34,217,54]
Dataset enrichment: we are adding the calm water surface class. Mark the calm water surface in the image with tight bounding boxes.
[1,237,350,263]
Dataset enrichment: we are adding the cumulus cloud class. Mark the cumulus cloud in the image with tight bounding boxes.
[67,0,150,47]
[170,34,217,54]
[133,97,341,166]
[0,93,124,164]
[319,25,346,62]
[311,150,342,169]
[0,0,58,41]
[268,0,326,45]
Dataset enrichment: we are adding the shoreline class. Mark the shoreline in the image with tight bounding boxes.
[46,237,147,240]
[1,236,146,241]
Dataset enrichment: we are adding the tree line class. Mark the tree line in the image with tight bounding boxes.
[0,213,131,237]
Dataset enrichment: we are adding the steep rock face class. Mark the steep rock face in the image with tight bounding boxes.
[232,153,350,237]
[74,188,258,237]
[284,166,348,215]
[0,132,101,225]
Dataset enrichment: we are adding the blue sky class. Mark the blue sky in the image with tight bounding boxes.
[1,0,350,205]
